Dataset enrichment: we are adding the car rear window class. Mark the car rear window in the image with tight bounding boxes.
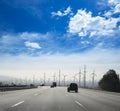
[70,83,77,87]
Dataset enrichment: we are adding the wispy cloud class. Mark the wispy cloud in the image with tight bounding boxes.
[0,30,120,56]
[97,0,120,7]
[114,3,120,13]
[108,0,120,5]
[51,6,72,17]
[97,0,120,14]
[20,32,50,40]
[1,0,49,18]
[103,0,120,17]
[25,41,41,49]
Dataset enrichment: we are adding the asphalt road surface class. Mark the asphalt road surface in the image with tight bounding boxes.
[0,87,120,111]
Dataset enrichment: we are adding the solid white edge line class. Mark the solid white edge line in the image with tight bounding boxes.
[12,101,24,107]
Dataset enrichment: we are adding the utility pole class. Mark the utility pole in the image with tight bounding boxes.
[53,73,56,81]
[59,69,61,86]
[63,75,67,86]
[25,77,28,85]
[83,65,86,88]
[33,75,35,85]
[44,73,46,86]
[91,70,95,88]
[73,75,76,82]
[73,76,75,82]
[79,69,81,87]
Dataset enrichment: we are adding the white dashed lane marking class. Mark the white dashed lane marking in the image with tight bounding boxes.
[75,101,88,111]
[75,101,84,107]
[34,94,38,96]
[66,94,68,96]
[11,101,24,107]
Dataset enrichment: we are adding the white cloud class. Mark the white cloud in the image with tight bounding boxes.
[51,6,72,17]
[68,9,119,37]
[25,41,41,49]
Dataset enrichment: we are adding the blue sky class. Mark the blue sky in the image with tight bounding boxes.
[0,0,120,80]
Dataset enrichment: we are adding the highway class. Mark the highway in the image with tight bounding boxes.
[0,87,120,111]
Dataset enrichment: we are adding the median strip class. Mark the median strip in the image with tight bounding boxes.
[12,101,24,107]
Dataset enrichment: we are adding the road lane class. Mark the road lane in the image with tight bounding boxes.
[67,88,120,111]
[0,87,119,111]
[0,87,49,111]
[8,87,85,111]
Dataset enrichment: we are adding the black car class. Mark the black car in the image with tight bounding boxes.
[67,83,78,92]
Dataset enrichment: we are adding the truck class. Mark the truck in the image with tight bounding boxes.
[51,82,57,88]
